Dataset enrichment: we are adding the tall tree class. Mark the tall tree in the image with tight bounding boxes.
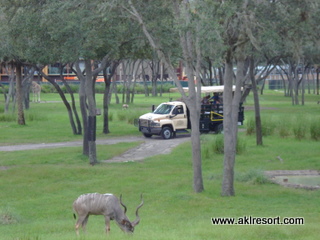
[15,62,25,125]
[125,0,204,192]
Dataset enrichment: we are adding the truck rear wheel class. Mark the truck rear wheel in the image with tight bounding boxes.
[161,127,173,139]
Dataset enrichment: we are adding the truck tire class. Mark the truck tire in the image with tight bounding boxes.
[215,123,223,134]
[161,127,173,139]
[143,133,152,138]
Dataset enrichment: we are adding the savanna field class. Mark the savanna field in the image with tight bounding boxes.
[0,90,320,240]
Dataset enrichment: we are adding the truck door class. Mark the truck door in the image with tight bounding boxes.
[171,105,188,130]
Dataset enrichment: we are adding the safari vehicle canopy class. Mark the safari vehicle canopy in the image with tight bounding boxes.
[169,85,239,94]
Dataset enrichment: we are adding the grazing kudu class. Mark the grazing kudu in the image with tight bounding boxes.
[31,81,41,102]
[73,193,143,235]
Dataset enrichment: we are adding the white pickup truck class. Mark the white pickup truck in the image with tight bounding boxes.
[138,101,191,139]
[136,86,244,139]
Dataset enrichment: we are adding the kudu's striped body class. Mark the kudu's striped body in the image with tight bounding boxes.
[73,193,143,234]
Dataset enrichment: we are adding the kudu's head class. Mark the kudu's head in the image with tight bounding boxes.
[119,194,144,233]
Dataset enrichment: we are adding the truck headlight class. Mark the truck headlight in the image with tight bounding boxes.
[150,121,160,127]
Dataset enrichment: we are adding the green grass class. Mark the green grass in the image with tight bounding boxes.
[0,91,320,239]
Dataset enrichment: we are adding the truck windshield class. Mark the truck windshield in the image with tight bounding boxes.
[153,104,173,114]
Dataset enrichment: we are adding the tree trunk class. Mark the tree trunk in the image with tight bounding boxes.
[60,67,82,134]
[84,60,98,165]
[316,67,319,95]
[221,52,246,196]
[15,62,25,125]
[77,64,89,156]
[250,58,263,145]
[221,58,235,196]
[128,0,204,193]
[301,64,305,106]
[5,67,15,113]
[189,108,204,192]
[39,67,81,135]
[103,68,112,134]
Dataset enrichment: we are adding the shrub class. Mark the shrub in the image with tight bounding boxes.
[59,83,79,93]
[126,110,141,124]
[236,136,247,154]
[157,83,176,93]
[117,111,127,121]
[41,84,55,93]
[117,84,124,93]
[310,120,320,141]
[213,135,224,154]
[0,113,16,122]
[245,117,255,135]
[277,118,291,138]
[25,111,47,121]
[292,117,307,140]
[0,207,20,225]
[66,84,80,93]
[201,134,246,157]
[95,83,105,93]
[0,85,8,94]
[108,112,113,121]
[134,84,146,94]
[261,117,275,136]
[236,169,270,185]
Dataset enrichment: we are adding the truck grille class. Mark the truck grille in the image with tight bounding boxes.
[139,119,150,127]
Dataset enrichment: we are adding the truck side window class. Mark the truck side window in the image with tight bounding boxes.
[174,105,184,114]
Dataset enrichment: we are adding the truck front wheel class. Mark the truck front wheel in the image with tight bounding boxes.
[143,133,152,138]
[161,127,173,139]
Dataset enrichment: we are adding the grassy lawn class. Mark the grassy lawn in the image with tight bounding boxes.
[0,90,320,240]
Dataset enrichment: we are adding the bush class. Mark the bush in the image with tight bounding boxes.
[0,207,20,225]
[95,83,105,93]
[0,85,8,94]
[157,83,176,93]
[134,84,146,94]
[310,118,320,141]
[201,134,246,157]
[261,117,275,136]
[41,84,55,93]
[293,117,307,140]
[245,117,255,135]
[213,135,224,154]
[277,118,291,138]
[126,110,144,124]
[108,112,113,121]
[62,83,79,93]
[0,113,16,122]
[236,169,271,185]
[25,111,48,121]
[236,136,247,154]
[117,111,127,121]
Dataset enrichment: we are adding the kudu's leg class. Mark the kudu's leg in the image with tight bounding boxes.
[75,214,88,235]
[82,215,89,233]
[104,216,111,234]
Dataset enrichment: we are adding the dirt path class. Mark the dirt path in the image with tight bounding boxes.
[0,134,191,163]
